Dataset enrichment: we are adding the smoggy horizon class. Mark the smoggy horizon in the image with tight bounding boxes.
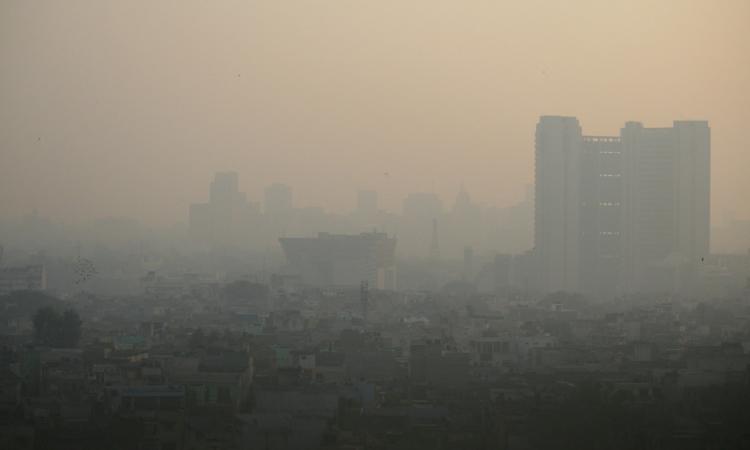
[2,1,749,226]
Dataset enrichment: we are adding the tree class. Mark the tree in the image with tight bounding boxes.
[32,306,82,347]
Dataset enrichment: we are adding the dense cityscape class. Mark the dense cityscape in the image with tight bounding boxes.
[1,115,750,449]
[3,1,750,449]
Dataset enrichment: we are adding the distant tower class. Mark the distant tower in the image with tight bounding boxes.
[430,218,440,261]
[452,183,471,215]
[535,116,583,294]
[209,172,241,205]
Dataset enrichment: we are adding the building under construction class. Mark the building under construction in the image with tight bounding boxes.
[279,232,396,290]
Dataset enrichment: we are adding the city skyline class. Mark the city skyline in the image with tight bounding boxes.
[3,3,750,449]
[0,116,737,226]
[2,1,749,225]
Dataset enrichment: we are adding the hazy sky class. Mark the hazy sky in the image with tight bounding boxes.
[2,0,749,226]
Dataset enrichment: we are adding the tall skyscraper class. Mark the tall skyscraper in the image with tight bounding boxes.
[534,116,583,293]
[580,135,624,295]
[189,172,259,248]
[534,116,710,296]
[209,172,243,206]
[620,120,710,293]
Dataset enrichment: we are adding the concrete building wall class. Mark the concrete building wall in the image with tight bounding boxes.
[534,116,583,293]
[534,117,710,296]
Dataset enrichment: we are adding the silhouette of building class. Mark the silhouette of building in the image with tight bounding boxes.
[279,232,397,289]
[534,116,710,296]
[534,116,584,294]
[491,185,534,254]
[580,135,624,295]
[447,185,482,259]
[620,120,710,293]
[189,172,259,248]
[402,193,442,259]
[452,185,473,217]
[209,172,243,206]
